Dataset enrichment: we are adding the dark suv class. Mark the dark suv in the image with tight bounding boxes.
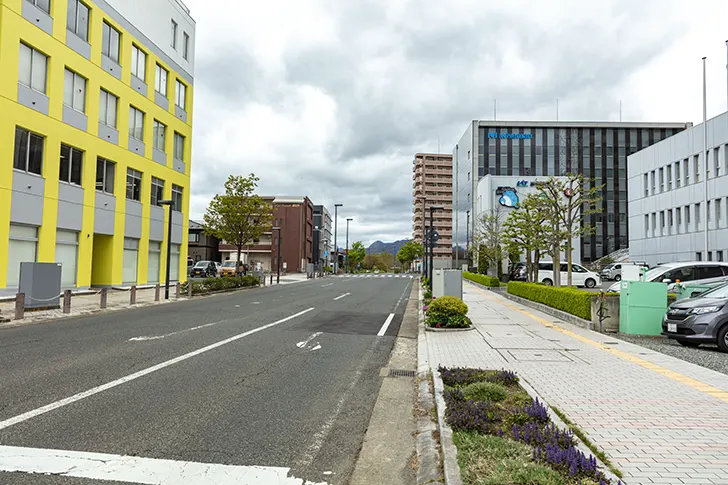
[662,282,728,352]
[190,261,217,278]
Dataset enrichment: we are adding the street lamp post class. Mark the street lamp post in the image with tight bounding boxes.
[272,226,281,284]
[416,196,427,276]
[466,210,470,270]
[333,204,342,274]
[158,199,175,299]
[428,205,444,284]
[345,217,353,273]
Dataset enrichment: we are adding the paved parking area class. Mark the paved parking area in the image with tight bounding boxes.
[617,334,728,376]
[426,282,728,485]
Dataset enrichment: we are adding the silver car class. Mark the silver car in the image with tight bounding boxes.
[608,262,728,293]
[662,282,728,352]
[601,262,648,281]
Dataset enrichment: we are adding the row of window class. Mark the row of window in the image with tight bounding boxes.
[642,145,728,197]
[644,197,727,238]
[13,127,184,209]
[20,41,188,111]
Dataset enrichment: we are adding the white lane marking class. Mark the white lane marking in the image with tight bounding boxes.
[333,293,350,301]
[310,344,322,351]
[296,332,322,349]
[251,301,261,305]
[128,321,224,341]
[0,445,327,485]
[387,275,393,278]
[320,283,334,287]
[377,313,396,337]
[0,308,315,431]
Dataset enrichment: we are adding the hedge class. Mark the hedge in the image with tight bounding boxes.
[507,281,592,320]
[181,275,259,295]
[464,271,501,288]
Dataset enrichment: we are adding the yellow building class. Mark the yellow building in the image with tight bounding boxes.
[0,0,195,293]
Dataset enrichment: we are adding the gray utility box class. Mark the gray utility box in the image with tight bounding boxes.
[19,262,62,309]
[433,268,463,299]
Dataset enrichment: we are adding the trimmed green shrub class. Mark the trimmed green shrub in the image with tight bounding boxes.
[428,295,468,316]
[426,295,470,328]
[183,276,259,295]
[462,381,509,403]
[507,281,592,320]
[464,271,501,287]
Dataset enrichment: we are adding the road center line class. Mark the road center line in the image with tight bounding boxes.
[320,283,334,287]
[0,307,316,431]
[333,293,350,301]
[377,313,396,337]
[128,320,224,341]
[0,445,327,485]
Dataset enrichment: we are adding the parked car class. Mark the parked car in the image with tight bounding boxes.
[508,262,527,281]
[190,261,217,278]
[538,262,601,288]
[220,260,244,277]
[608,262,728,293]
[662,282,728,352]
[601,262,649,281]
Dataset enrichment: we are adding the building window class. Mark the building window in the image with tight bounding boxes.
[174,132,184,160]
[131,44,146,81]
[719,198,724,228]
[171,20,178,49]
[155,64,168,96]
[96,157,115,194]
[694,155,700,183]
[643,173,649,197]
[101,21,121,63]
[650,171,656,195]
[684,158,690,184]
[99,89,118,127]
[67,0,90,41]
[708,201,712,223]
[59,144,83,185]
[676,207,682,232]
[63,68,87,113]
[122,237,139,284]
[175,80,186,110]
[696,203,701,225]
[666,165,672,190]
[685,205,691,230]
[675,161,681,188]
[13,127,44,175]
[18,43,48,94]
[148,241,161,284]
[651,213,656,237]
[668,209,673,234]
[56,230,79,287]
[188,232,200,243]
[129,106,144,140]
[153,120,166,152]
[126,168,142,201]
[150,176,164,206]
[715,147,721,177]
[7,225,38,288]
[644,214,649,236]
[170,244,180,281]
[660,211,665,235]
[696,251,702,262]
[183,32,190,60]
[172,184,183,211]
[27,0,50,14]
[718,250,725,262]
[659,167,664,192]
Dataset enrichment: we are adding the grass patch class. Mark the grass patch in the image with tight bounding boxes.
[462,382,509,402]
[551,406,623,480]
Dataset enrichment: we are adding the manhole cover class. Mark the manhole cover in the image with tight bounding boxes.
[388,369,416,378]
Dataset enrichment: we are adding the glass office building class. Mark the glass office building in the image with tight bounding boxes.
[454,121,692,264]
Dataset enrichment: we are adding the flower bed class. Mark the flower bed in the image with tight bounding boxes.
[440,366,621,485]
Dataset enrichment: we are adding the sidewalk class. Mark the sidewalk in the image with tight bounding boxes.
[426,282,728,485]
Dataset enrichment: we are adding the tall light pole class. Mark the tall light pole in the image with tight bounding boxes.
[428,205,443,283]
[466,209,470,270]
[272,226,281,284]
[333,203,342,274]
[703,56,709,260]
[345,217,353,273]
[158,199,174,299]
[416,196,427,275]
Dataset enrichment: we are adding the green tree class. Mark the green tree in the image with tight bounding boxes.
[202,174,274,269]
[473,208,507,279]
[502,194,550,282]
[397,240,423,271]
[348,241,366,272]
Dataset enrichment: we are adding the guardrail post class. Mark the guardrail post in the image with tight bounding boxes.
[15,293,25,320]
[63,290,72,314]
[187,281,193,298]
[130,286,137,305]
[100,288,108,309]
[175,282,181,299]
[155,284,160,302]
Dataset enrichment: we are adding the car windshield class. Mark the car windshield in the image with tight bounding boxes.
[194,261,211,267]
[696,283,728,299]
[603,264,614,270]
[645,265,673,282]
[222,261,237,267]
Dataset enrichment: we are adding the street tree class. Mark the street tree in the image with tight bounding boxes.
[348,241,366,271]
[397,240,423,271]
[202,174,274,270]
[502,194,549,282]
[472,207,507,279]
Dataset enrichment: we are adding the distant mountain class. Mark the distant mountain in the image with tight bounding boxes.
[367,239,409,254]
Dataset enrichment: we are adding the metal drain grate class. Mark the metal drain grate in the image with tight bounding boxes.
[388,369,416,378]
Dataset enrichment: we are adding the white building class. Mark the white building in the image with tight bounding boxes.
[475,175,580,267]
[628,111,728,266]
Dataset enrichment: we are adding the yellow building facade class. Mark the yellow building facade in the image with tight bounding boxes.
[0,0,195,292]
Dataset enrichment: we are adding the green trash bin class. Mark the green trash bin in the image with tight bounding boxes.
[619,280,668,335]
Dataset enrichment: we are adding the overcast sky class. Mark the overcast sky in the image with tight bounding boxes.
[185,0,728,247]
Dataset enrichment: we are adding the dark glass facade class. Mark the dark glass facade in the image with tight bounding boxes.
[455,123,690,263]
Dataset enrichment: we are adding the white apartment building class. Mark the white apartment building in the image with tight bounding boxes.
[628,111,728,266]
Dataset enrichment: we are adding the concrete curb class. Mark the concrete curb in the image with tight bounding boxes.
[518,377,624,484]
[431,368,463,485]
[416,282,445,485]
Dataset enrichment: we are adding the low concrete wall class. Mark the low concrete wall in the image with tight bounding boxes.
[590,296,620,333]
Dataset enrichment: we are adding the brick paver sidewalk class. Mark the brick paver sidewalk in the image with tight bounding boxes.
[426,282,728,485]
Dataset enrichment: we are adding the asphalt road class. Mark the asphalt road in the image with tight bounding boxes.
[0,274,415,485]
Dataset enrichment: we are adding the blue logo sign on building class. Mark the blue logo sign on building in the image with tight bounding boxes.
[487,132,533,140]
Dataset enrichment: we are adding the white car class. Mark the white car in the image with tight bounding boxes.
[538,262,601,288]
[608,261,728,293]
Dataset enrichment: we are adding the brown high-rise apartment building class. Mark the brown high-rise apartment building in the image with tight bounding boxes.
[413,153,453,268]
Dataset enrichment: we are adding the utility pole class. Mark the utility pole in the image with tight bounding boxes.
[466,210,470,270]
[428,205,443,283]
[345,218,352,273]
[333,203,342,273]
[703,57,709,260]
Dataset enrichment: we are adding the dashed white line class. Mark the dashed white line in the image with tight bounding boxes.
[320,283,334,287]
[128,321,223,341]
[0,308,316,431]
[376,313,396,337]
[333,293,350,301]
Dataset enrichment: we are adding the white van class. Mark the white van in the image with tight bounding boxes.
[538,262,601,288]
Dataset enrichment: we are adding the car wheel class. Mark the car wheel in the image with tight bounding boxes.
[677,340,701,348]
[718,325,728,353]
[614,275,621,282]
[585,278,596,288]
[543,278,553,286]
